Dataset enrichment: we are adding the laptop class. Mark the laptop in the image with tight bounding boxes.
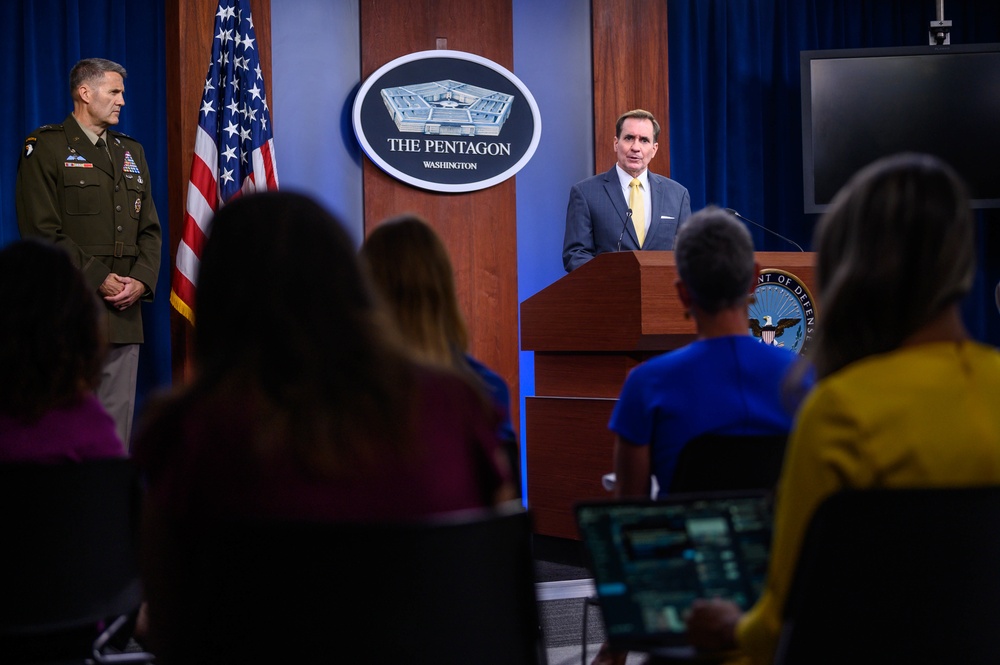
[575,491,774,657]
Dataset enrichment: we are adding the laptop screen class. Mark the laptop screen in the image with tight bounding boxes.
[575,492,773,650]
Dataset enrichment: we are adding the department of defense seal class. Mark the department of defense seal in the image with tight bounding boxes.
[749,269,816,354]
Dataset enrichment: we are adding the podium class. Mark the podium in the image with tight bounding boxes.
[520,250,815,539]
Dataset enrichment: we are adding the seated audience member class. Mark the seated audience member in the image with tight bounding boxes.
[0,239,124,461]
[685,153,1000,664]
[361,214,520,494]
[135,193,515,657]
[611,205,805,500]
[591,206,807,665]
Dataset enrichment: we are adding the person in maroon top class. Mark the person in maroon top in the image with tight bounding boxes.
[361,214,521,496]
[0,239,124,462]
[134,192,515,658]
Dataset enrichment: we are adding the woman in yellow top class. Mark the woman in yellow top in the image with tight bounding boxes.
[685,152,1000,664]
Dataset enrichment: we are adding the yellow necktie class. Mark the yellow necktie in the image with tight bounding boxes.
[629,178,645,247]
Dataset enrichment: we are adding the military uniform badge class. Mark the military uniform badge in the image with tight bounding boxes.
[123,150,141,174]
[64,153,93,168]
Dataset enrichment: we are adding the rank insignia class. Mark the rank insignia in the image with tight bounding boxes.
[123,150,141,174]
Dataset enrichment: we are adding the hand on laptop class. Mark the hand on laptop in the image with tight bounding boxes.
[685,598,741,652]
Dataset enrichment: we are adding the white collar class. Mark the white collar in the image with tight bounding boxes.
[615,164,649,189]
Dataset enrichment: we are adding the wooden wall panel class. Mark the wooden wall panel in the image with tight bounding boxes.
[591,0,671,176]
[359,0,520,433]
[165,0,272,381]
[534,352,658,398]
[526,397,618,540]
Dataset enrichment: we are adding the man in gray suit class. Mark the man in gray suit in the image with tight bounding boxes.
[563,109,691,272]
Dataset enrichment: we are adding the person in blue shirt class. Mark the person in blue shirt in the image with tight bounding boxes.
[611,205,808,499]
[592,206,811,665]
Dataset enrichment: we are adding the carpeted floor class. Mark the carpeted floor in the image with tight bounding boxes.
[533,536,647,665]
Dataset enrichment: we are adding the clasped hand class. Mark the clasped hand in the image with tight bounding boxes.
[100,273,144,310]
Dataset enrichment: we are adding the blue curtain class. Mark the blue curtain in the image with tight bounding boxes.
[668,0,1000,346]
[1,0,172,413]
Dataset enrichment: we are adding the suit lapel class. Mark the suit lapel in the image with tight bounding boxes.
[602,167,638,248]
[106,135,123,182]
[63,116,117,179]
[645,175,665,245]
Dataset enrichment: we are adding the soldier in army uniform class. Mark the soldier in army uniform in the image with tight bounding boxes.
[16,58,162,450]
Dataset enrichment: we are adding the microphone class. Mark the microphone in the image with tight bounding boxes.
[617,208,633,252]
[724,208,804,252]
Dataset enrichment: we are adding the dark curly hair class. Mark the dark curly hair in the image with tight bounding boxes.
[0,239,105,421]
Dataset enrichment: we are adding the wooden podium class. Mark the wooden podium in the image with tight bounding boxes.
[520,250,815,539]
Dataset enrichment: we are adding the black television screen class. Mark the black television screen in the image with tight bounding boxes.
[801,43,1000,213]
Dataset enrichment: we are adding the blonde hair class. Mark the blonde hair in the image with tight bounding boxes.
[362,215,469,367]
[810,153,975,379]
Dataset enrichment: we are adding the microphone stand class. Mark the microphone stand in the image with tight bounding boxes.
[617,208,633,252]
[725,208,805,252]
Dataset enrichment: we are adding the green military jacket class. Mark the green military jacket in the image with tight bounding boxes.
[16,114,162,344]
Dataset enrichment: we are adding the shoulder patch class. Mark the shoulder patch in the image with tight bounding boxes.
[23,124,63,143]
[22,124,64,158]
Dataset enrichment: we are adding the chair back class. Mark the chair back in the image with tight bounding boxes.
[0,458,143,635]
[775,486,1000,665]
[667,432,787,493]
[163,502,546,664]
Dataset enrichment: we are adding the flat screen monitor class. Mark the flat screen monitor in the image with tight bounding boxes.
[801,43,1000,213]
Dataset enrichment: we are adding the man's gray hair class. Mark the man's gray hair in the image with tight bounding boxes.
[674,206,755,314]
[70,58,127,98]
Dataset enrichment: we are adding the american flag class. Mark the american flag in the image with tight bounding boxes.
[170,0,279,324]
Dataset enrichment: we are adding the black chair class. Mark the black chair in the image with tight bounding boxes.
[0,458,153,664]
[775,486,1000,665]
[667,432,787,494]
[156,501,546,664]
[584,433,787,664]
